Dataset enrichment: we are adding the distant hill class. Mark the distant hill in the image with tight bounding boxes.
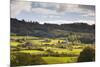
[10,18,95,38]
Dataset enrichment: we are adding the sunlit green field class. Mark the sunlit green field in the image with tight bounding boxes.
[42,57,77,64]
[11,42,21,46]
[19,50,45,53]
[10,35,94,66]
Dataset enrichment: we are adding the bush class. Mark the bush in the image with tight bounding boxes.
[11,52,46,66]
[46,49,53,53]
[36,48,44,51]
[77,46,95,62]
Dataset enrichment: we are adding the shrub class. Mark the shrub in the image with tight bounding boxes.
[46,49,53,53]
[77,46,95,62]
[36,48,44,51]
[11,52,46,66]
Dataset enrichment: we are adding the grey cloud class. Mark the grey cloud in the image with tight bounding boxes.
[79,5,95,12]
[11,1,95,25]
[31,2,95,14]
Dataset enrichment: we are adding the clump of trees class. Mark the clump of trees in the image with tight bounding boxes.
[77,46,95,62]
[11,52,46,66]
[11,18,95,37]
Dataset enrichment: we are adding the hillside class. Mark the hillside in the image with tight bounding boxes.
[11,18,95,37]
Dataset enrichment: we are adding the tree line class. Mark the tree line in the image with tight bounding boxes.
[11,18,95,37]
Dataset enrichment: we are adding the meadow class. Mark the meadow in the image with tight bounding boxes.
[10,35,94,66]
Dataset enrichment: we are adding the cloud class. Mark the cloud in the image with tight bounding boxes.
[31,2,95,23]
[11,1,95,25]
[11,0,32,18]
[31,8,58,15]
[82,12,95,17]
[11,1,95,18]
[31,2,95,14]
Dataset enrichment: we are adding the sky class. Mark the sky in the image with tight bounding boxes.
[11,0,95,25]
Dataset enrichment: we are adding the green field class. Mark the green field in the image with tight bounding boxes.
[19,50,45,54]
[10,36,94,66]
[42,57,77,64]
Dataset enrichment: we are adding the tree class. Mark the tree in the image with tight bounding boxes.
[11,52,46,66]
[77,46,95,62]
[68,33,79,45]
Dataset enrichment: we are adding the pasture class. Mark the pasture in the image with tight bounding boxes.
[10,35,94,66]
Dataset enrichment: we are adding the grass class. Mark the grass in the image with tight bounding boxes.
[29,40,42,45]
[41,39,64,45]
[42,56,77,64]
[11,36,38,39]
[19,50,45,54]
[10,36,87,65]
[10,42,21,47]
[50,48,82,55]
[71,49,82,54]
[29,39,64,45]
